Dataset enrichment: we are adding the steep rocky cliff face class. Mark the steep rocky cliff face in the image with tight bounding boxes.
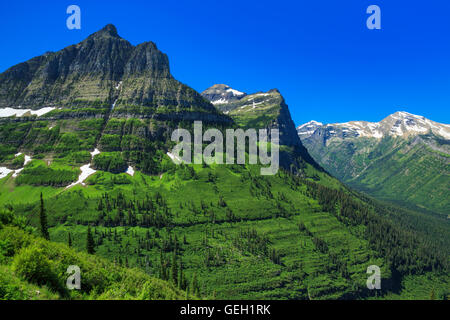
[0,25,131,108]
[0,24,217,118]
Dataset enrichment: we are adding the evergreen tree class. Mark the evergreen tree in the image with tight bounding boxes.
[68,232,72,247]
[171,251,178,285]
[39,193,50,240]
[191,272,200,297]
[178,259,184,290]
[430,288,436,300]
[87,225,95,254]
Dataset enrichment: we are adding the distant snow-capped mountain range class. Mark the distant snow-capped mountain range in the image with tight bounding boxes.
[297,111,449,215]
[297,111,450,140]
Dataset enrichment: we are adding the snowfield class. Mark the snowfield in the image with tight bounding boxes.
[66,164,97,189]
[126,166,135,176]
[0,107,55,118]
[0,167,13,179]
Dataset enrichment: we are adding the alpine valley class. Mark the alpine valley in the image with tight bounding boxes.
[297,112,450,215]
[0,25,448,300]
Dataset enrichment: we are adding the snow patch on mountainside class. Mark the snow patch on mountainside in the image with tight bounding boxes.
[439,128,450,139]
[126,166,135,176]
[12,168,23,178]
[212,98,229,105]
[10,154,33,178]
[226,88,245,96]
[65,148,101,189]
[0,153,33,179]
[0,107,55,118]
[201,84,247,105]
[91,148,101,157]
[0,167,13,179]
[239,101,265,109]
[14,153,32,166]
[297,121,324,136]
[297,120,323,129]
[66,165,96,188]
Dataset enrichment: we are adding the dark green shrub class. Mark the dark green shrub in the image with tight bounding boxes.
[99,134,122,151]
[16,165,79,186]
[93,152,127,174]
[68,151,92,164]
[11,153,25,169]
[12,245,62,293]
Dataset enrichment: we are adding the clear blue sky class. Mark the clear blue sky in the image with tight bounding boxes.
[1,0,449,125]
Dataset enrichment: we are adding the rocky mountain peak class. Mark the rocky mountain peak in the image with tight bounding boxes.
[201,84,246,105]
[297,121,324,137]
[87,24,121,40]
[123,41,170,77]
[297,111,450,142]
[379,111,449,139]
[0,25,186,109]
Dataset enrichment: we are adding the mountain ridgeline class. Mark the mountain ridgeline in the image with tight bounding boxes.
[0,25,448,300]
[0,24,214,114]
[201,84,321,171]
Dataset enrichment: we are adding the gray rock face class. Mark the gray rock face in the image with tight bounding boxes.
[0,25,134,108]
[0,24,215,117]
[123,41,170,78]
[297,121,323,138]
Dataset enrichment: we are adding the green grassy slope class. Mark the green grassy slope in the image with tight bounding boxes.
[304,135,449,215]
[0,210,187,300]
[1,160,448,300]
[348,141,449,215]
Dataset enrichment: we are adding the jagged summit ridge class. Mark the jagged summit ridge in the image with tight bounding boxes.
[297,121,323,137]
[201,84,246,105]
[297,111,450,140]
[87,24,121,40]
[0,24,214,114]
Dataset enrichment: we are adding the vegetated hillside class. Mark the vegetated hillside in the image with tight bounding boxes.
[298,112,450,215]
[0,210,187,300]
[3,162,449,300]
[0,26,448,300]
